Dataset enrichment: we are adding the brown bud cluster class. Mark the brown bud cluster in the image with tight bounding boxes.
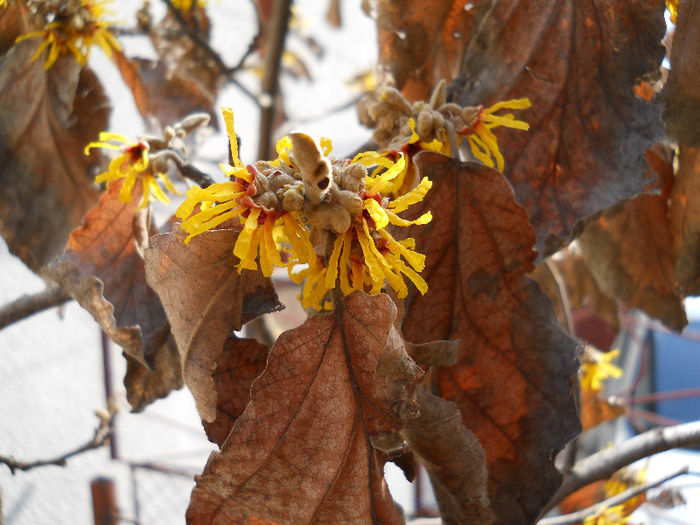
[243,136,368,241]
[358,79,483,154]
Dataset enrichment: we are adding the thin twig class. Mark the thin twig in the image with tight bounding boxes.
[543,420,700,513]
[0,411,114,474]
[538,467,689,525]
[172,158,216,188]
[257,0,293,160]
[545,258,574,335]
[0,286,71,331]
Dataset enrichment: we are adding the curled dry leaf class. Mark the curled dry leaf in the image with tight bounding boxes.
[578,147,687,332]
[44,179,169,367]
[144,225,282,423]
[404,339,460,368]
[402,387,493,525]
[125,336,184,412]
[0,39,105,270]
[529,250,620,332]
[376,0,485,101]
[450,0,667,257]
[187,292,420,524]
[203,335,269,447]
[112,52,216,127]
[663,0,700,145]
[580,389,626,432]
[400,152,580,524]
[670,146,700,297]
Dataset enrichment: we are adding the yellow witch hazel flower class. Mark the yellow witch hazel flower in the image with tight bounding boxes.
[16,0,121,69]
[177,108,318,278]
[359,81,531,177]
[584,466,647,525]
[85,133,180,210]
[580,347,623,392]
[171,0,208,11]
[458,98,531,172]
[177,107,433,310]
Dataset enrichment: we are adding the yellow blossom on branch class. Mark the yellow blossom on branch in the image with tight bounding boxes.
[16,0,121,69]
[459,98,531,172]
[177,107,433,309]
[85,133,180,210]
[583,467,647,525]
[171,0,208,11]
[176,108,317,278]
[581,347,623,392]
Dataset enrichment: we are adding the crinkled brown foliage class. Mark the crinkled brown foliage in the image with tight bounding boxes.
[449,0,667,257]
[403,387,493,524]
[0,38,105,270]
[578,147,687,332]
[670,147,700,297]
[400,152,580,524]
[663,0,700,146]
[187,292,420,525]
[203,335,269,447]
[145,225,281,423]
[376,0,486,101]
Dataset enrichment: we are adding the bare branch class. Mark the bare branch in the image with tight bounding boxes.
[545,420,700,512]
[538,467,689,525]
[0,286,71,331]
[0,410,115,474]
[257,0,293,160]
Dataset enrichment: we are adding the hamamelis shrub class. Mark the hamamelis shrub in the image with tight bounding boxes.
[1,0,699,524]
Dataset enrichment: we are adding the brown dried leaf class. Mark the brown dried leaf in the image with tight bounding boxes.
[203,335,269,447]
[402,387,493,524]
[450,0,667,256]
[578,148,687,331]
[529,251,620,331]
[144,225,282,423]
[376,0,485,101]
[401,152,581,524]
[0,40,106,270]
[44,180,169,367]
[663,0,700,145]
[187,292,419,524]
[125,336,184,412]
[112,52,216,127]
[0,0,28,55]
[405,339,460,367]
[146,8,221,121]
[580,389,626,432]
[670,146,700,297]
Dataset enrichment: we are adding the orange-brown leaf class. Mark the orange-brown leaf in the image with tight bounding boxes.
[203,335,269,447]
[450,0,667,257]
[125,336,184,412]
[402,387,493,524]
[187,292,419,524]
[670,146,700,297]
[144,225,281,423]
[401,152,581,524]
[45,179,169,365]
[663,1,700,145]
[529,250,620,332]
[112,52,216,127]
[0,40,105,270]
[578,149,687,331]
[377,0,483,101]
[580,389,626,432]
